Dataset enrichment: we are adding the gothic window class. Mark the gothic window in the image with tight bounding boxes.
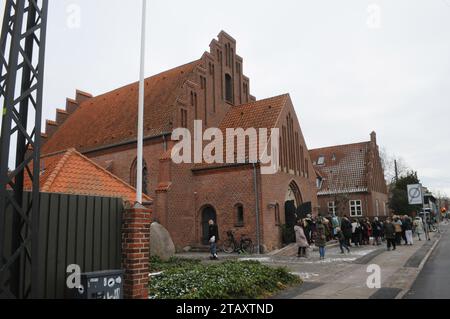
[243,82,248,101]
[235,204,244,227]
[210,63,216,113]
[275,203,281,226]
[225,74,233,103]
[225,44,229,66]
[191,91,198,119]
[181,109,188,128]
[130,158,149,195]
[304,159,309,178]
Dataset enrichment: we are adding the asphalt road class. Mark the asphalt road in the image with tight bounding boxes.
[405,223,450,299]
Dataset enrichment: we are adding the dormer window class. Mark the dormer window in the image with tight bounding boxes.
[316,177,323,189]
[225,74,233,103]
[317,155,325,165]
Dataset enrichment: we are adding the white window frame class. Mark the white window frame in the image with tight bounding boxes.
[328,201,336,215]
[349,200,363,217]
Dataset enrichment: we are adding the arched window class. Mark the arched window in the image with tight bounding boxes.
[225,74,233,103]
[275,203,281,226]
[235,204,244,227]
[130,158,149,195]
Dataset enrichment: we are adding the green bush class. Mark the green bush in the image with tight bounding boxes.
[149,260,301,299]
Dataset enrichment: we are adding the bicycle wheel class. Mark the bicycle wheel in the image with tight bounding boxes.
[240,239,254,254]
[222,240,235,254]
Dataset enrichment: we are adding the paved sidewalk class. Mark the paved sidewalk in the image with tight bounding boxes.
[268,231,441,299]
[175,230,441,299]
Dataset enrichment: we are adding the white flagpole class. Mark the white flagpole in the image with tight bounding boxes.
[136,0,147,204]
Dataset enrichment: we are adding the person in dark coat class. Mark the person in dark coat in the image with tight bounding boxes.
[351,219,361,246]
[403,215,414,245]
[208,220,219,260]
[315,218,327,260]
[384,218,396,251]
[400,216,408,245]
[372,217,383,246]
[356,219,364,246]
[361,219,371,245]
[336,227,350,254]
[341,216,353,247]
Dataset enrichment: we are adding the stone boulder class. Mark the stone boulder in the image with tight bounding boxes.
[150,222,176,261]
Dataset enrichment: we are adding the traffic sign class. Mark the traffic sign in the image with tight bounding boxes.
[407,184,423,205]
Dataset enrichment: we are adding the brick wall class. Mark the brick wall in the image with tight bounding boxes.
[121,205,151,299]
[87,138,167,202]
[192,166,260,250]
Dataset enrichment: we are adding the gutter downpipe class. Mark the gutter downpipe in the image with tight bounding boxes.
[253,162,261,254]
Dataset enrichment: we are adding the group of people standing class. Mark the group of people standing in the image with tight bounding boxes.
[383,215,430,251]
[294,213,431,259]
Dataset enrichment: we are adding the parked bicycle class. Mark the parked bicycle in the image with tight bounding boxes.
[222,230,254,254]
[429,223,437,232]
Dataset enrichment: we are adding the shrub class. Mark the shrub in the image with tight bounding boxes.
[149,260,301,299]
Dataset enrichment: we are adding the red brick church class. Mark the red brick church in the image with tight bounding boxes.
[41,31,318,252]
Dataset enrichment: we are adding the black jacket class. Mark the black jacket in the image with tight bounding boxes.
[337,231,345,242]
[341,219,353,237]
[208,224,219,241]
[372,221,382,237]
[403,218,413,231]
[384,222,395,239]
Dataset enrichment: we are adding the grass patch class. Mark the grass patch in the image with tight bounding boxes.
[150,256,201,272]
[149,259,301,299]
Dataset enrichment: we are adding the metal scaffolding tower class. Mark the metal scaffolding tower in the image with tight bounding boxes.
[0,0,48,299]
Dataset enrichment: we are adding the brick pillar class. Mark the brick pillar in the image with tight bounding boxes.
[122,203,152,299]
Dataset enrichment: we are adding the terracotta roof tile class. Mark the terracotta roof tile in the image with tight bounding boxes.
[42,60,201,154]
[310,142,370,195]
[219,94,288,131]
[24,149,152,203]
[194,94,288,170]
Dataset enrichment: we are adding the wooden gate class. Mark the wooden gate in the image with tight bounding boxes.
[0,192,123,299]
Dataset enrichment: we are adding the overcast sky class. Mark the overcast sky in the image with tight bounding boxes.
[1,0,450,195]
